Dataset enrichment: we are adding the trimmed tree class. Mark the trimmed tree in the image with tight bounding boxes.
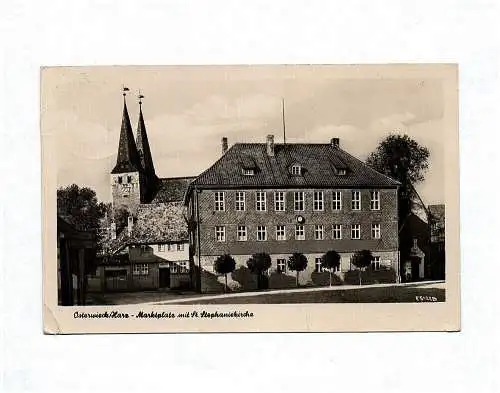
[351,250,374,286]
[214,254,236,293]
[287,252,308,287]
[321,250,341,286]
[247,253,272,290]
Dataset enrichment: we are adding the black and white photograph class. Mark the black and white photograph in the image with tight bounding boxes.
[42,64,459,332]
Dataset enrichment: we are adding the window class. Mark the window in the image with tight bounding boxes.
[117,176,123,184]
[256,192,267,211]
[242,168,255,176]
[237,225,247,241]
[235,191,246,211]
[257,226,267,241]
[133,264,149,276]
[352,191,361,210]
[276,225,286,241]
[313,191,324,211]
[140,245,149,254]
[171,263,178,273]
[158,244,165,252]
[277,259,286,273]
[332,191,342,210]
[371,256,381,270]
[177,243,184,251]
[168,243,175,251]
[315,257,323,272]
[291,164,302,175]
[214,192,225,211]
[332,224,342,239]
[351,224,361,239]
[370,191,380,210]
[315,257,340,272]
[127,175,132,183]
[215,226,226,242]
[294,191,305,211]
[274,191,286,211]
[371,224,381,239]
[314,225,324,240]
[178,261,189,273]
[337,169,347,176]
[295,224,305,240]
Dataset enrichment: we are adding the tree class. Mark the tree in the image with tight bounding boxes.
[287,253,308,287]
[351,250,373,286]
[214,254,236,293]
[321,250,341,286]
[57,184,107,232]
[366,134,430,225]
[113,206,130,234]
[247,253,272,290]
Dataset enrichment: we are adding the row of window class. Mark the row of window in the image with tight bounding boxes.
[215,190,380,212]
[157,243,185,252]
[138,244,185,253]
[132,262,189,276]
[215,223,382,242]
[117,175,133,184]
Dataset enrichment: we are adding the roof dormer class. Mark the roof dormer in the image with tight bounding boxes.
[240,155,257,176]
[290,163,302,176]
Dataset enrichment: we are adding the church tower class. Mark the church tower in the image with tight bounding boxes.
[110,89,144,215]
[135,93,158,202]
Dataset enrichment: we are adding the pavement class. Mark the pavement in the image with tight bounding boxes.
[147,280,446,305]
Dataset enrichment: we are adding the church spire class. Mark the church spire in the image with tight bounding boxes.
[111,88,142,174]
[135,92,157,181]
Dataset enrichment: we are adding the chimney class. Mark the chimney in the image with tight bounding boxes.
[266,134,275,156]
[221,137,228,155]
[331,138,340,148]
[110,222,116,240]
[127,215,134,237]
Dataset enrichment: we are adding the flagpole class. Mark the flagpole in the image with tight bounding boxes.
[282,98,286,144]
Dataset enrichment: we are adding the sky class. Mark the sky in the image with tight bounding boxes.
[43,65,446,205]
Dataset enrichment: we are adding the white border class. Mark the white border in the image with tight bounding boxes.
[2,1,499,392]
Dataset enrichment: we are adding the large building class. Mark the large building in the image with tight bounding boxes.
[185,135,401,292]
[94,94,195,292]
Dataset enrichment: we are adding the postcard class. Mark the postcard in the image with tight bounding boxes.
[42,64,460,333]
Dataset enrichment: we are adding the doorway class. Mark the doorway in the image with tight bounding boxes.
[159,267,171,289]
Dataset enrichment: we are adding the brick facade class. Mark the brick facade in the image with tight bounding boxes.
[189,186,400,292]
[196,187,398,254]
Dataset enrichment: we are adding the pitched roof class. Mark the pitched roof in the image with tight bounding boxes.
[189,143,400,190]
[133,202,189,242]
[135,105,157,180]
[428,204,445,222]
[100,202,189,254]
[111,98,142,174]
[152,177,196,203]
